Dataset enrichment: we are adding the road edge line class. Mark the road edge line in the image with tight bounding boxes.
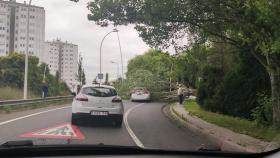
[124,103,145,148]
[0,106,71,126]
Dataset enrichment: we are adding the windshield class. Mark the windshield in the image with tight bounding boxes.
[0,0,279,155]
[82,87,117,97]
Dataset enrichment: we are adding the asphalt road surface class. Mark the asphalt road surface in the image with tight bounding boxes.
[0,101,215,151]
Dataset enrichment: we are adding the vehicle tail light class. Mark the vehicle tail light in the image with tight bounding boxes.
[112,97,122,103]
[75,97,88,102]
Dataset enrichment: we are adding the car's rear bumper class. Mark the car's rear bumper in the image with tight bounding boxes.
[72,113,123,121]
[131,93,150,100]
[72,102,124,115]
[131,95,151,101]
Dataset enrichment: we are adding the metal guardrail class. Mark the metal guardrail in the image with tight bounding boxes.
[0,96,74,107]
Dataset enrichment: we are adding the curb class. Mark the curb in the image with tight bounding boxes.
[162,104,221,151]
[163,103,273,153]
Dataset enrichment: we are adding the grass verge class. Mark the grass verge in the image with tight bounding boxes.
[0,87,38,100]
[184,100,280,144]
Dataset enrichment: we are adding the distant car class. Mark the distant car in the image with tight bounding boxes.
[130,87,151,102]
[71,85,124,127]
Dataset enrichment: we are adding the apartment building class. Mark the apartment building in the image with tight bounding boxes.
[43,39,78,88]
[0,0,45,58]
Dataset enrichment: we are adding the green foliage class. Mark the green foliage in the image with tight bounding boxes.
[174,45,208,87]
[197,50,270,119]
[196,66,224,111]
[216,53,270,119]
[127,49,172,82]
[115,69,164,100]
[76,55,86,85]
[252,93,273,127]
[0,53,70,98]
[87,0,280,126]
[114,49,172,100]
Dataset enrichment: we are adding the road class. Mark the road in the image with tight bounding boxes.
[0,101,215,151]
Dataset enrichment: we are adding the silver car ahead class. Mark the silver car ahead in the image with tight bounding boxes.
[71,85,124,127]
[131,87,151,102]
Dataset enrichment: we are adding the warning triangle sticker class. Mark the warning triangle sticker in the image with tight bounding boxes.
[20,123,85,140]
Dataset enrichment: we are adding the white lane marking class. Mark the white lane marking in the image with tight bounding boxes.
[0,106,71,126]
[124,103,145,148]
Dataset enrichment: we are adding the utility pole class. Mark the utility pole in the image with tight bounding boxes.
[23,0,33,99]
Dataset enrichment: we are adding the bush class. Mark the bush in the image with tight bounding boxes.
[251,93,273,126]
[0,53,70,98]
[197,51,270,119]
[196,66,224,112]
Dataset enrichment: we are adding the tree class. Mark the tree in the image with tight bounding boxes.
[77,55,86,85]
[82,69,86,85]
[0,53,70,97]
[114,49,174,100]
[92,78,98,84]
[127,49,172,86]
[105,72,109,85]
[87,0,280,127]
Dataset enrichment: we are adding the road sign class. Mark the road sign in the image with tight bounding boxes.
[20,123,85,140]
[98,73,103,79]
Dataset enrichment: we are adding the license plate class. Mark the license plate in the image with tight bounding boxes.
[91,111,108,116]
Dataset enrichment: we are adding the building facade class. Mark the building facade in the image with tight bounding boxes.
[43,39,78,89]
[0,0,45,58]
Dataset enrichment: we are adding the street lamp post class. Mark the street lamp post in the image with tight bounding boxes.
[99,29,118,84]
[115,30,124,81]
[111,61,120,79]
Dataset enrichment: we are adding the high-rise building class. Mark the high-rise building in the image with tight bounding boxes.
[43,39,78,89]
[0,0,45,58]
[0,1,11,56]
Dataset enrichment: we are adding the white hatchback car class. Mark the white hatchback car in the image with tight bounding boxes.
[71,85,124,127]
[130,87,151,102]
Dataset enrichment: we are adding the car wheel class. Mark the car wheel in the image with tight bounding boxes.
[71,115,79,125]
[115,117,123,128]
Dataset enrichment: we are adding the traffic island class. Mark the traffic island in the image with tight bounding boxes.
[163,101,279,153]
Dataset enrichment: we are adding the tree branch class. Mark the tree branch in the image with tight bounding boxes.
[160,17,241,47]
[249,50,268,68]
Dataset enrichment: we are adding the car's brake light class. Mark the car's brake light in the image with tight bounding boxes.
[75,97,88,102]
[112,97,122,103]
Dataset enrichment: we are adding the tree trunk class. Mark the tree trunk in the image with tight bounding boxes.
[271,71,280,128]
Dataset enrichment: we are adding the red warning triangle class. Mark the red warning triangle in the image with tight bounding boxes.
[20,123,85,140]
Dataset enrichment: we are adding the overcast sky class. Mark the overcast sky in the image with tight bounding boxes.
[16,0,150,83]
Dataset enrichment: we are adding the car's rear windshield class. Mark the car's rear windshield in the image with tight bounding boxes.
[82,87,117,97]
[133,87,146,91]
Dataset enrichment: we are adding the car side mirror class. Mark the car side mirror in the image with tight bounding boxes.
[71,92,76,96]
